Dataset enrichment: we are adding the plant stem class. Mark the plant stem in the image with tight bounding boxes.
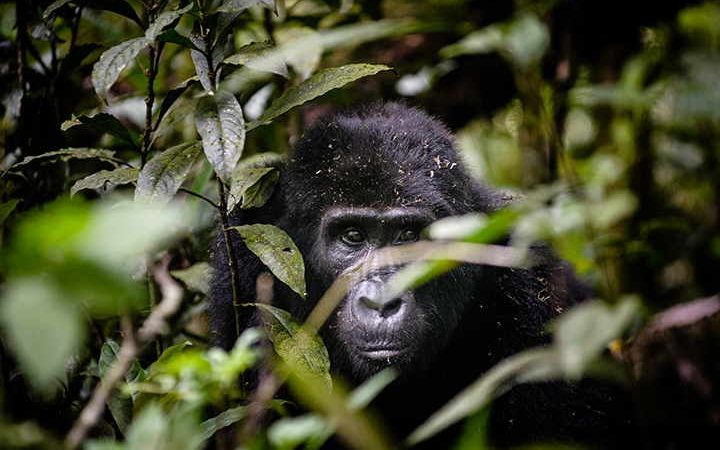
[218,182,241,336]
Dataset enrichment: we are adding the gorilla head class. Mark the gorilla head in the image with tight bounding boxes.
[210,102,629,447]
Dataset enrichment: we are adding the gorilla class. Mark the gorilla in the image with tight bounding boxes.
[210,102,634,448]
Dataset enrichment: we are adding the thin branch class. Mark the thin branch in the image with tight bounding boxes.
[65,254,184,449]
[179,187,220,209]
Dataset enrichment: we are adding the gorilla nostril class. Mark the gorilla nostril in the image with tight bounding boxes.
[381,298,402,317]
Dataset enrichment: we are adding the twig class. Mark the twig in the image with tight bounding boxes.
[65,254,184,449]
[180,187,220,209]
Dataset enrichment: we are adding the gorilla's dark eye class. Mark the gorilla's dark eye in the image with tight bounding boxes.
[396,229,418,243]
[341,228,365,246]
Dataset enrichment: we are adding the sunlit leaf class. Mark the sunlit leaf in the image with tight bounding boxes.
[195,91,245,182]
[171,262,213,295]
[71,168,139,197]
[125,404,204,450]
[92,37,149,100]
[268,414,331,450]
[0,278,84,392]
[224,41,289,78]
[255,304,331,390]
[276,26,321,80]
[135,141,203,204]
[217,0,276,13]
[249,64,391,129]
[230,224,306,298]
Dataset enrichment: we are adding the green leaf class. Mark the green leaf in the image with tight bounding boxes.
[70,168,139,197]
[347,368,397,410]
[134,141,202,204]
[228,153,284,210]
[98,340,134,433]
[249,64,392,129]
[171,262,213,295]
[61,113,138,147]
[255,304,331,391]
[224,41,289,78]
[42,0,72,20]
[0,199,19,225]
[145,4,193,41]
[317,19,429,50]
[195,91,246,182]
[12,148,118,168]
[552,297,642,379]
[267,414,331,450]
[201,406,247,440]
[158,29,199,50]
[230,224,306,298]
[406,348,561,446]
[275,26,321,80]
[217,0,276,13]
[190,34,214,92]
[86,0,143,27]
[92,37,149,100]
[0,278,84,393]
[154,77,198,128]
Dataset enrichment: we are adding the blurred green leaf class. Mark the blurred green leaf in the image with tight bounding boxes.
[230,224,306,298]
[92,37,149,100]
[255,304,331,391]
[249,64,392,129]
[171,262,213,295]
[201,406,247,440]
[99,340,135,433]
[195,91,246,182]
[217,0,276,13]
[124,404,204,450]
[70,168,139,197]
[135,142,203,204]
[276,26,321,80]
[268,414,331,450]
[224,41,289,77]
[0,199,19,225]
[407,348,560,446]
[552,297,642,379]
[0,278,84,393]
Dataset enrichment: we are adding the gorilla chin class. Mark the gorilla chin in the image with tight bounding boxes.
[210,101,636,449]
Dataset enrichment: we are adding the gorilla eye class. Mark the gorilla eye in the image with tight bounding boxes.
[341,228,365,246]
[396,229,418,244]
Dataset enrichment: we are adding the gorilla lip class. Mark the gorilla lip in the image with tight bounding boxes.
[356,344,403,359]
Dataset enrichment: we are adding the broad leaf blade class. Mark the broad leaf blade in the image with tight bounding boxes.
[92,37,149,100]
[224,41,289,78]
[255,304,331,390]
[61,113,138,147]
[195,91,245,182]
[249,64,391,129]
[145,4,193,41]
[135,141,202,204]
[71,167,139,197]
[230,224,306,298]
[12,148,118,168]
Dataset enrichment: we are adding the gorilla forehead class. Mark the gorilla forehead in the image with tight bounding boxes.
[283,102,467,216]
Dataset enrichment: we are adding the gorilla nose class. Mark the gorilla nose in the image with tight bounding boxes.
[354,280,404,319]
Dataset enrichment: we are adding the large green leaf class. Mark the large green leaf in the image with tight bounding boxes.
[230,224,306,298]
[145,4,193,41]
[92,37,149,100]
[135,142,202,204]
[171,262,213,295]
[0,278,84,392]
[224,41,289,77]
[195,91,245,182]
[249,64,391,129]
[70,167,139,197]
[255,304,331,391]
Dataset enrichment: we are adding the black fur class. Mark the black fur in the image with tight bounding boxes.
[210,102,634,448]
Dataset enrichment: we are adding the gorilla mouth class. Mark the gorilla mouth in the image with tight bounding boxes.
[356,343,404,360]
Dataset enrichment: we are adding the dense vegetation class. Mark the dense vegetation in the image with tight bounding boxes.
[1,0,719,449]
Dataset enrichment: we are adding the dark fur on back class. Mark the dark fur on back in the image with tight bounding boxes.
[209,102,634,448]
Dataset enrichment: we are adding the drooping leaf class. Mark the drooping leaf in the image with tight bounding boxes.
[42,0,73,20]
[0,278,84,393]
[201,406,247,440]
[145,4,193,41]
[195,91,245,182]
[255,304,331,390]
[190,33,214,92]
[158,29,199,50]
[85,0,144,27]
[171,262,214,295]
[154,77,198,128]
[230,224,306,298]
[70,167,139,197]
[249,64,391,129]
[12,148,118,168]
[61,113,138,147]
[406,348,561,445]
[227,153,284,210]
[0,199,19,225]
[135,141,203,204]
[92,37,149,100]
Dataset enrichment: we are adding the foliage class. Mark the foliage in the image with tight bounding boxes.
[0,0,719,449]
